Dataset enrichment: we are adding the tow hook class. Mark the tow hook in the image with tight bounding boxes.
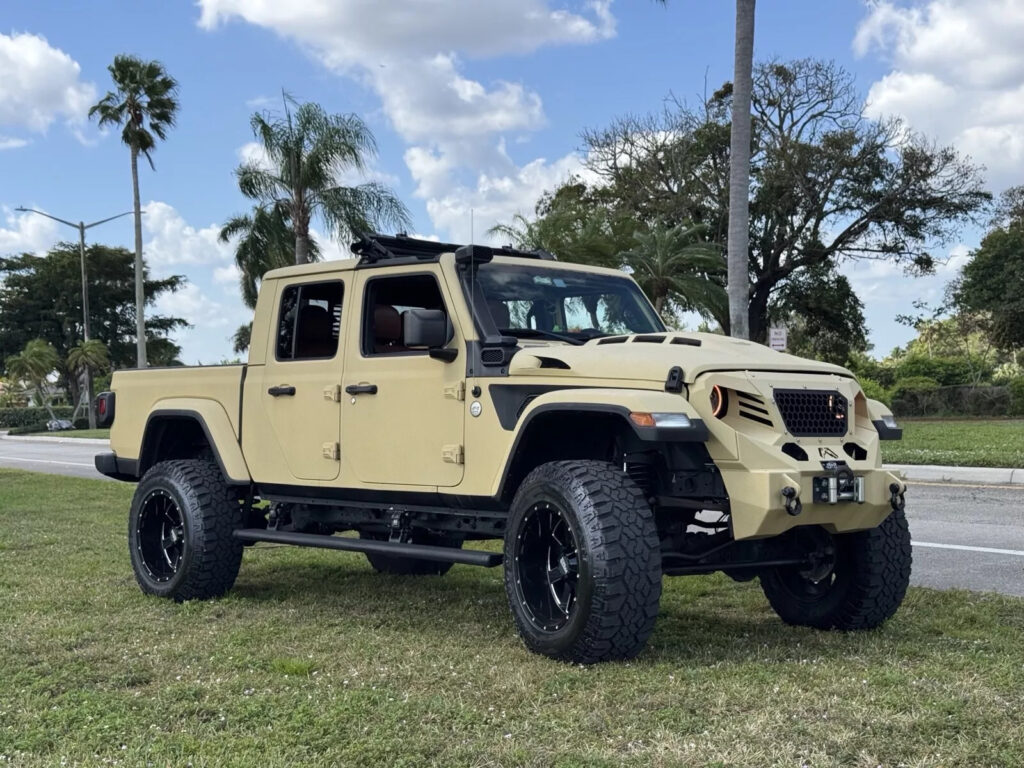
[889,482,906,513]
[781,486,802,516]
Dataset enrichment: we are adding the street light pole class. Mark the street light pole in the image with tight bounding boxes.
[15,207,137,429]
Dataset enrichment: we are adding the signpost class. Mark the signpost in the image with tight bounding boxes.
[768,327,787,352]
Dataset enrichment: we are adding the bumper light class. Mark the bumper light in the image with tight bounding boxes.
[630,412,693,429]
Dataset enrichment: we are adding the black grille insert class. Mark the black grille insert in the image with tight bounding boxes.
[774,389,848,437]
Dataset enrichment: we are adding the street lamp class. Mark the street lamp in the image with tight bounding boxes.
[15,206,138,429]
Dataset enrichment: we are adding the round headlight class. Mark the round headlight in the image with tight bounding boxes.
[710,385,727,418]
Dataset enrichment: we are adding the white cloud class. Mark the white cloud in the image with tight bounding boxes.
[0,32,96,143]
[142,200,233,269]
[855,0,1024,189]
[0,207,61,256]
[197,0,614,63]
[0,135,29,150]
[198,1,616,241]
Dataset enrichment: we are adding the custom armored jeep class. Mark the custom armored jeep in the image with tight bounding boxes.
[96,234,911,663]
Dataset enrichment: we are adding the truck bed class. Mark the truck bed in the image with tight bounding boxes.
[109,365,246,461]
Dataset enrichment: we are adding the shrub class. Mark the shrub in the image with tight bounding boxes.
[8,421,52,435]
[1010,378,1024,417]
[0,406,74,429]
[895,355,981,386]
[891,376,940,400]
[858,377,891,406]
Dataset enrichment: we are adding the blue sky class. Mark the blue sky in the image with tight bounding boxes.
[2,0,1021,363]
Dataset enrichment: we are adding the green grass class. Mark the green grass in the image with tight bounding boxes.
[881,419,1024,467]
[2,469,1023,767]
[22,428,110,439]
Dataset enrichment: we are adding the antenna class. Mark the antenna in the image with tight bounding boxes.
[470,208,474,244]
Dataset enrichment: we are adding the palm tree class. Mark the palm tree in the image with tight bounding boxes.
[5,339,60,420]
[219,205,320,309]
[233,95,409,265]
[89,55,180,368]
[621,224,728,327]
[67,340,110,427]
[653,0,755,338]
[726,0,756,339]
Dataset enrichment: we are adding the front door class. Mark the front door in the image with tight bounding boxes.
[342,268,466,487]
[256,277,346,482]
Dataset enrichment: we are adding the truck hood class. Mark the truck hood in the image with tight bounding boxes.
[507,332,852,384]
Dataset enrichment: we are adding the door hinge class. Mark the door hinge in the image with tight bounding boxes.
[442,444,464,464]
[322,442,341,461]
[444,381,466,401]
[323,384,342,402]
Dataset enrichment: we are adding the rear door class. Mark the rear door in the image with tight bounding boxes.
[254,277,346,482]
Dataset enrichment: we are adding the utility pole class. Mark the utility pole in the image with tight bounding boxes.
[15,207,138,428]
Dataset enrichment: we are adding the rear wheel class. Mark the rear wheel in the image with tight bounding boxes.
[129,460,246,601]
[504,460,662,664]
[360,531,463,576]
[759,510,912,630]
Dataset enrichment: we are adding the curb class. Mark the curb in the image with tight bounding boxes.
[886,463,1024,486]
[0,434,110,446]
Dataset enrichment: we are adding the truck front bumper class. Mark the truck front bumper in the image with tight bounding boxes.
[717,464,906,540]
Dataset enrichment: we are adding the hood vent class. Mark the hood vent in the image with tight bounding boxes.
[736,390,773,428]
[597,336,628,345]
[536,356,571,370]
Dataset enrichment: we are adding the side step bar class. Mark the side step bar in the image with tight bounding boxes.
[232,528,503,568]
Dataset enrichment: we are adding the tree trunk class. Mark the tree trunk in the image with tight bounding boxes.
[747,283,771,344]
[294,197,310,265]
[726,0,755,340]
[295,231,309,265]
[131,146,147,368]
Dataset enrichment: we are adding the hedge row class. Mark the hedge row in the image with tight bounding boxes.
[891,383,1021,418]
[0,407,75,429]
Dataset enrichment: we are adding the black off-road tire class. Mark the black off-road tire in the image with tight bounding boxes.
[129,460,246,601]
[760,509,912,630]
[504,460,662,664]
[360,531,463,576]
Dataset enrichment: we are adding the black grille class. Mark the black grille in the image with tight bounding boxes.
[774,389,848,437]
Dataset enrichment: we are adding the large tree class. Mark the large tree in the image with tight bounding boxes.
[231,96,409,265]
[957,186,1024,353]
[0,244,187,405]
[577,58,990,341]
[89,55,180,368]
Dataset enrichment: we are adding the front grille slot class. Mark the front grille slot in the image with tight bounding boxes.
[735,390,774,428]
[774,389,848,437]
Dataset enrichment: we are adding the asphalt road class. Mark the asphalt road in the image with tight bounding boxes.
[1,438,1022,596]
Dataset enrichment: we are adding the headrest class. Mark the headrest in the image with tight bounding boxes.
[374,304,402,342]
[297,304,332,341]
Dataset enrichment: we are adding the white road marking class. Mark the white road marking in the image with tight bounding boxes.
[0,456,94,468]
[913,541,1024,558]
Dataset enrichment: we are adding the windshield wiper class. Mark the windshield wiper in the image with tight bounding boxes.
[499,328,586,346]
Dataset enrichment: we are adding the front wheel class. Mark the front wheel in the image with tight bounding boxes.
[504,461,662,664]
[759,509,912,630]
[129,460,246,601]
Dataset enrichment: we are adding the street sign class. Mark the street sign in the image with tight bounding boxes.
[768,327,787,352]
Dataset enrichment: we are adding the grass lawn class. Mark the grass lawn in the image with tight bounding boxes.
[881,419,1024,468]
[2,469,1023,767]
[22,428,110,440]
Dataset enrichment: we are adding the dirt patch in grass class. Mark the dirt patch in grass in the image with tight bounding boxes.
[1,468,1022,767]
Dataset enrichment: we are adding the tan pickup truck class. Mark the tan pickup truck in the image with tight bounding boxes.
[95,234,910,663]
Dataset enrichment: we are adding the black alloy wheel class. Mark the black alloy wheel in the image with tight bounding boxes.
[512,500,581,632]
[135,488,187,582]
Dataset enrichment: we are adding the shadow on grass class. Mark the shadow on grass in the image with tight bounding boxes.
[227,552,917,666]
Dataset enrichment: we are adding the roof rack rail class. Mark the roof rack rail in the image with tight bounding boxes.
[350,233,556,266]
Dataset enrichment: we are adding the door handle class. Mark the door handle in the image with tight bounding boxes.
[345,383,378,395]
[267,385,296,397]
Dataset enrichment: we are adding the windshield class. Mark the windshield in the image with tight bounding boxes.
[473,261,665,341]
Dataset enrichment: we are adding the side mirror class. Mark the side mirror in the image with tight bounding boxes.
[402,308,449,348]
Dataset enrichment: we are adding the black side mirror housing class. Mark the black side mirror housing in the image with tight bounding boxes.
[402,308,449,349]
